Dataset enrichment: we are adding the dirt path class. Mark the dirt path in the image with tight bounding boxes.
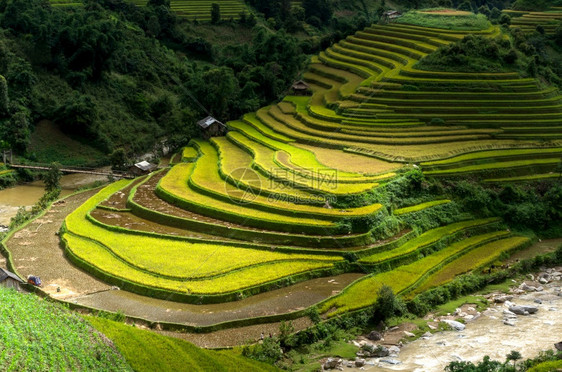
[5,190,111,298]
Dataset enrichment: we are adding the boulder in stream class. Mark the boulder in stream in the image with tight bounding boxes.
[442,320,465,331]
[354,358,365,367]
[509,305,539,315]
[555,342,562,352]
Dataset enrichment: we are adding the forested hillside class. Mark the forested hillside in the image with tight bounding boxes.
[0,0,381,165]
[0,0,560,167]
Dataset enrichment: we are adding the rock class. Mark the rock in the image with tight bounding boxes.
[494,295,513,303]
[534,299,543,304]
[404,331,416,337]
[355,358,365,367]
[436,341,448,346]
[323,358,341,370]
[558,292,562,297]
[504,320,516,326]
[467,306,476,312]
[388,346,401,355]
[463,315,474,321]
[539,277,549,285]
[428,324,437,330]
[422,332,433,338]
[503,309,517,318]
[371,346,390,358]
[528,274,535,281]
[555,342,562,351]
[367,331,383,341]
[505,300,515,308]
[379,358,401,365]
[509,305,539,315]
[442,320,465,331]
[549,307,558,311]
[536,286,544,292]
[520,283,536,291]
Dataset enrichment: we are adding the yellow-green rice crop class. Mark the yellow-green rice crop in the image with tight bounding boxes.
[393,200,451,215]
[359,218,499,264]
[412,236,531,294]
[320,231,512,316]
[191,140,382,219]
[484,173,561,183]
[421,148,562,166]
[63,233,337,294]
[159,162,334,227]
[424,158,560,176]
[65,182,341,278]
[181,146,199,162]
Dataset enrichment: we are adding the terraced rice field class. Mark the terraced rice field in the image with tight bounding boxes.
[50,0,249,20]
[59,16,560,323]
[504,8,562,35]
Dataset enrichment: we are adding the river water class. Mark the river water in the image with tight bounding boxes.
[0,172,110,226]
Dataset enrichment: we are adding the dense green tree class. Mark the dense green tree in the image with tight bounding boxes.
[6,111,30,153]
[0,75,7,116]
[44,162,62,194]
[211,3,220,24]
[302,0,333,23]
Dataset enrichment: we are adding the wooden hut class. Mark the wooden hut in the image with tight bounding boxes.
[197,116,226,139]
[383,10,402,22]
[0,268,24,291]
[129,161,157,176]
[291,80,311,96]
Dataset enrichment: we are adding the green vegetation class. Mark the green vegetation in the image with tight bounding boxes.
[87,317,278,372]
[396,9,491,31]
[0,287,131,371]
[3,4,561,369]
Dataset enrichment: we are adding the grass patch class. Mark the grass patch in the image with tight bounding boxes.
[396,10,491,31]
[87,317,278,372]
[28,120,107,166]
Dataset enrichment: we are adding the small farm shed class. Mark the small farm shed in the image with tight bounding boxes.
[383,10,402,22]
[129,161,157,176]
[197,116,226,139]
[291,80,311,96]
[0,268,24,291]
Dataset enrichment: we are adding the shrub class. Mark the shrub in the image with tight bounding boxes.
[373,285,405,322]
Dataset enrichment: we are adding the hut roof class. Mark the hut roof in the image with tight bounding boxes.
[197,116,225,129]
[0,268,24,283]
[292,80,310,90]
[384,10,402,18]
[134,161,156,172]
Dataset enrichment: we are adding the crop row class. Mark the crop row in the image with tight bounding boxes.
[424,157,560,177]
[393,200,451,216]
[66,181,343,277]
[358,218,500,265]
[411,236,532,295]
[128,173,373,248]
[319,231,526,316]
[190,139,383,220]
[421,148,562,168]
[156,163,345,235]
[63,232,338,299]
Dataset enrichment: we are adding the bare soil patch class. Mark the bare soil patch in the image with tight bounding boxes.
[5,189,110,296]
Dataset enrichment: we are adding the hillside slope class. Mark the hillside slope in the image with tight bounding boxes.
[0,287,131,371]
